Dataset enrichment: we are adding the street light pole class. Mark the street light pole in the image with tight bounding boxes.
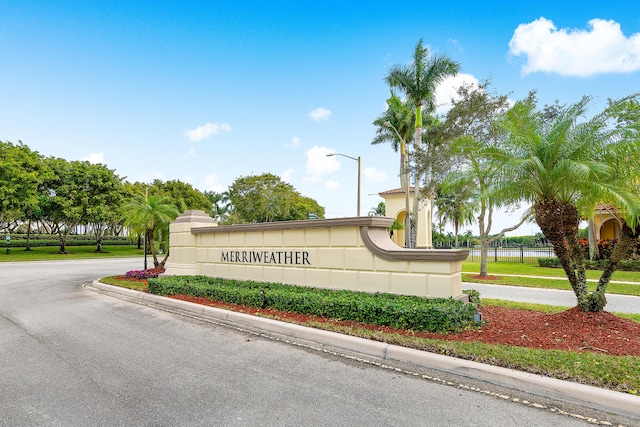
[144,186,148,270]
[327,152,361,217]
[384,121,412,248]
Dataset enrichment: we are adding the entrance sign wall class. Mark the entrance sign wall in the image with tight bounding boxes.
[164,210,469,299]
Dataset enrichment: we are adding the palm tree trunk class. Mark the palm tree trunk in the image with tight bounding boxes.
[454,221,459,248]
[592,223,638,311]
[534,200,589,309]
[402,150,411,248]
[399,148,406,188]
[147,228,160,268]
[411,104,423,249]
[587,218,599,260]
[160,250,170,268]
[478,212,489,276]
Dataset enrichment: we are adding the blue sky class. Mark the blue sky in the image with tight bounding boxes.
[2,1,639,236]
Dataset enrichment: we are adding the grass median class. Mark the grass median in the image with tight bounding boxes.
[462,261,640,297]
[0,245,143,261]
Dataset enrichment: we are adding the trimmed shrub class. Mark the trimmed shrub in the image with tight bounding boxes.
[538,257,640,272]
[537,258,560,268]
[0,234,133,248]
[148,276,477,333]
[463,289,481,304]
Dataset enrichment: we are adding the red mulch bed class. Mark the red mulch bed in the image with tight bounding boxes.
[166,294,640,357]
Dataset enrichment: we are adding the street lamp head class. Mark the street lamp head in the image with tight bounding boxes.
[324,151,360,216]
[383,121,392,127]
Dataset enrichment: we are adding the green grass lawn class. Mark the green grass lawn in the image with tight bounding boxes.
[463,260,640,282]
[462,261,640,297]
[100,275,147,291]
[0,245,143,261]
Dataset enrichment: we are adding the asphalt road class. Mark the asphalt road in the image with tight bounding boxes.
[0,258,626,426]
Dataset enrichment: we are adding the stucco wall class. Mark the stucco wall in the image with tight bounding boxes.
[164,210,469,299]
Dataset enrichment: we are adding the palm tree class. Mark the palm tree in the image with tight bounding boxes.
[372,94,415,246]
[368,201,386,216]
[372,94,415,188]
[434,181,475,247]
[385,38,460,246]
[497,94,640,312]
[123,191,180,268]
[204,190,231,222]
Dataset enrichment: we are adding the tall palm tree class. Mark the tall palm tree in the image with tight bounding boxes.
[497,94,640,312]
[123,192,180,268]
[385,38,460,246]
[372,94,415,188]
[372,94,415,246]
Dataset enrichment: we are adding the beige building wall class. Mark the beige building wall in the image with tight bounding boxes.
[164,211,468,299]
[592,208,622,241]
[379,188,433,249]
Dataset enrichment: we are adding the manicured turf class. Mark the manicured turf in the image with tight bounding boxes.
[0,245,143,261]
[462,261,640,296]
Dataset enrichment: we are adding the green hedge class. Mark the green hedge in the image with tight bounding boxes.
[148,276,478,333]
[537,257,640,272]
[0,234,133,248]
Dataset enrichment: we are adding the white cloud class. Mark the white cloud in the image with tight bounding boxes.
[186,145,197,158]
[303,146,340,183]
[184,122,232,142]
[509,17,640,77]
[435,73,480,116]
[363,167,389,184]
[82,152,104,164]
[203,174,225,192]
[324,179,343,191]
[308,107,332,122]
[287,136,301,148]
[281,168,294,183]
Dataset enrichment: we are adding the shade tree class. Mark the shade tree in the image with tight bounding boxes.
[0,141,50,235]
[227,173,324,224]
[39,158,123,253]
[149,179,213,213]
[440,81,528,275]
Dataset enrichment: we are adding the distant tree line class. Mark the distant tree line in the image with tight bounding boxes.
[0,141,324,266]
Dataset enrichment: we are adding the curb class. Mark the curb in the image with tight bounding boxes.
[89,280,640,421]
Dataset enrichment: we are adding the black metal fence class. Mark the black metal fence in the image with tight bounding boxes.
[435,244,556,263]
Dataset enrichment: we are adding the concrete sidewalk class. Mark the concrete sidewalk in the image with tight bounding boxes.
[88,280,640,424]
